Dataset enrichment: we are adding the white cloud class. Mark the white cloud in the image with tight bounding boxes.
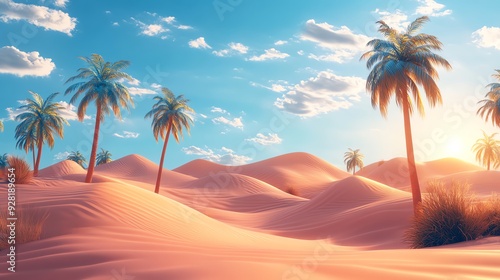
[131,17,169,38]
[415,0,452,17]
[162,16,175,24]
[125,77,140,86]
[212,116,243,129]
[212,42,249,57]
[372,9,409,32]
[199,113,207,119]
[246,133,282,146]
[177,24,192,30]
[274,40,288,46]
[275,70,365,118]
[250,81,288,93]
[300,19,371,63]
[182,145,251,165]
[143,24,168,36]
[112,22,119,26]
[54,0,68,8]
[127,87,157,96]
[210,106,227,114]
[297,50,304,55]
[249,48,289,61]
[0,0,76,35]
[472,26,500,50]
[57,101,90,121]
[0,46,55,77]
[113,131,140,139]
[54,151,70,161]
[188,37,211,49]
[150,83,162,90]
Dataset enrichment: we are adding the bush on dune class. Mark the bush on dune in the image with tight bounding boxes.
[405,181,484,248]
[479,195,500,236]
[0,206,49,249]
[7,156,33,184]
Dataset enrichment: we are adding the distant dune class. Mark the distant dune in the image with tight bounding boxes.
[2,153,499,279]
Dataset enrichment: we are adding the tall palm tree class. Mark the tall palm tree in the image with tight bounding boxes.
[65,54,134,183]
[361,16,451,214]
[15,92,68,176]
[472,131,500,170]
[477,69,500,127]
[344,148,364,175]
[15,130,37,168]
[67,151,87,168]
[145,87,194,194]
[96,148,112,166]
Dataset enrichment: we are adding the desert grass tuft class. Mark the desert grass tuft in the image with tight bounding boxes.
[7,156,33,184]
[405,181,484,248]
[0,206,49,250]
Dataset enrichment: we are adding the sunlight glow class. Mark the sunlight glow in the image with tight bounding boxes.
[445,137,465,157]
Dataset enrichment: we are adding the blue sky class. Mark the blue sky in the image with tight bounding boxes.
[1,0,500,170]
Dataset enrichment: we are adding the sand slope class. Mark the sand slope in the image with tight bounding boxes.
[1,154,499,279]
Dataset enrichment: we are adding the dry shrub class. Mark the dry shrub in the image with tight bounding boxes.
[477,195,500,236]
[405,181,484,248]
[7,156,33,184]
[0,206,49,249]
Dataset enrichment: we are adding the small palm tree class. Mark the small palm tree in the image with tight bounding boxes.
[15,92,68,176]
[361,16,451,214]
[344,148,364,175]
[477,69,500,127]
[65,54,134,183]
[67,151,87,168]
[96,148,112,166]
[472,131,500,170]
[145,87,194,194]
[15,130,37,169]
[0,153,8,169]
[0,120,3,132]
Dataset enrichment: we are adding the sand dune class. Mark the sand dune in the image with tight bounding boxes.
[176,152,350,198]
[2,153,499,279]
[358,157,483,191]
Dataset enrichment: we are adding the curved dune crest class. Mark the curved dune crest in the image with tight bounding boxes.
[38,160,86,178]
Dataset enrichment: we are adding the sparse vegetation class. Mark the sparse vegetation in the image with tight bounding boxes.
[344,148,364,175]
[0,206,49,250]
[7,156,33,184]
[406,181,500,248]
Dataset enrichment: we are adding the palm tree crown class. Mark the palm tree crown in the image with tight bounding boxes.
[145,87,194,194]
[361,16,451,215]
[472,131,500,170]
[15,129,37,168]
[96,148,112,166]
[65,54,134,183]
[344,148,364,175]
[67,151,87,168]
[477,69,500,127]
[15,91,68,176]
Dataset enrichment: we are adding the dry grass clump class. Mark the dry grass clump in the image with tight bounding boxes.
[405,181,484,248]
[7,156,33,184]
[0,206,49,250]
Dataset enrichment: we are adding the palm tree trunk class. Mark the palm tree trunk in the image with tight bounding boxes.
[31,147,35,170]
[402,96,422,215]
[85,106,102,183]
[487,157,490,171]
[34,137,43,177]
[155,119,173,194]
[353,167,355,175]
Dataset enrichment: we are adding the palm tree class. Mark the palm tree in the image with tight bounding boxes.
[65,54,134,183]
[96,148,112,166]
[67,151,87,168]
[344,148,364,175]
[0,120,3,132]
[15,92,68,176]
[361,16,451,214]
[145,87,194,194]
[477,69,500,127]
[472,131,500,170]
[0,153,8,169]
[15,130,37,169]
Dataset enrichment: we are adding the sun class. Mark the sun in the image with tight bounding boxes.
[445,137,465,157]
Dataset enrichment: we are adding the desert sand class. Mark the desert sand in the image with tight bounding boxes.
[1,152,499,279]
